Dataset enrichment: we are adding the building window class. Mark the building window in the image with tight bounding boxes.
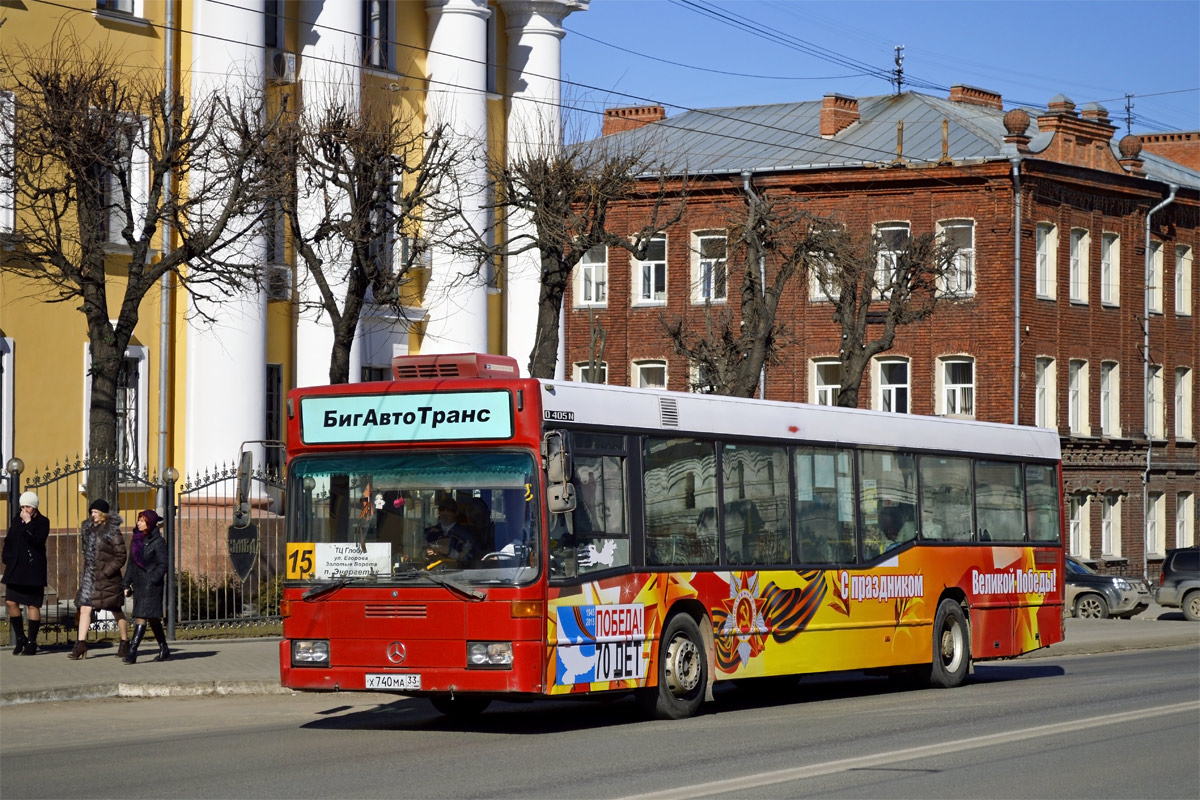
[809,231,840,302]
[485,11,498,94]
[689,362,717,394]
[1146,492,1165,558]
[1101,494,1121,557]
[361,366,389,382]
[691,231,727,303]
[635,235,667,304]
[1149,364,1164,439]
[0,91,13,234]
[1100,361,1120,437]
[1178,493,1196,548]
[1100,233,1119,306]
[1068,359,1089,435]
[874,222,909,296]
[1036,223,1057,299]
[1035,356,1056,429]
[0,337,13,470]
[938,219,974,296]
[84,344,149,472]
[265,364,283,476]
[876,358,909,414]
[1177,245,1193,316]
[633,360,666,389]
[264,0,282,48]
[1069,228,1089,303]
[572,361,608,384]
[363,0,390,70]
[1069,494,1090,558]
[577,244,607,306]
[938,357,974,418]
[1148,241,1163,314]
[1176,367,1193,440]
[97,0,136,14]
[94,116,149,249]
[812,359,841,406]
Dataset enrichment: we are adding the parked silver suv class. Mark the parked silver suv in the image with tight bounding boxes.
[1155,546,1200,622]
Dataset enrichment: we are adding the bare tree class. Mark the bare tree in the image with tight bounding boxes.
[0,35,274,486]
[264,86,461,384]
[486,138,685,378]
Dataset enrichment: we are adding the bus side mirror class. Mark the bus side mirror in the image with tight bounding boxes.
[233,449,253,529]
[547,483,576,514]
[542,430,572,484]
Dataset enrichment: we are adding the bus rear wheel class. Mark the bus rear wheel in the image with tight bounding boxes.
[638,613,707,720]
[929,599,970,688]
[430,695,491,718]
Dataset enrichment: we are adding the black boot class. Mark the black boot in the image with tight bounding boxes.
[23,620,40,655]
[67,640,88,660]
[9,615,26,656]
[148,619,170,662]
[123,624,147,664]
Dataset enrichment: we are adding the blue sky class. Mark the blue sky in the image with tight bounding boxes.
[559,0,1199,139]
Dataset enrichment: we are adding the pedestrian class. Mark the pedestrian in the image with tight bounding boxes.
[3,491,50,656]
[122,508,170,663]
[69,499,129,660]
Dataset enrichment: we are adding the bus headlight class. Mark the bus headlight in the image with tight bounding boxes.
[291,639,330,667]
[467,641,513,669]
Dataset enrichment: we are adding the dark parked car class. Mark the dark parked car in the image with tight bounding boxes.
[1155,546,1200,621]
[1065,557,1150,619]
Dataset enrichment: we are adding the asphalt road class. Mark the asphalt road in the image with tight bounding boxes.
[1,645,1196,800]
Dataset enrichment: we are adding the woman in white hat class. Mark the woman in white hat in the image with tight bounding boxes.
[3,491,50,655]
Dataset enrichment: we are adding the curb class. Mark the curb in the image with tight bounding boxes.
[0,680,294,707]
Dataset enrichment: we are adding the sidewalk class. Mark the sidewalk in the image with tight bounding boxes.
[1,607,1196,706]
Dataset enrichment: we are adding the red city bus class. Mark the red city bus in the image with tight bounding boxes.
[279,353,1064,719]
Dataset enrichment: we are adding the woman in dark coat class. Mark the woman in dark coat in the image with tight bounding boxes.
[69,499,129,660]
[3,491,50,655]
[122,509,170,664]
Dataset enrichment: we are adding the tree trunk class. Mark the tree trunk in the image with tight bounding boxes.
[528,252,568,379]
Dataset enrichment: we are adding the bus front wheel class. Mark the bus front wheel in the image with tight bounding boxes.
[930,599,970,688]
[638,613,707,720]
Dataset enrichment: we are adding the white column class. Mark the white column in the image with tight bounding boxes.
[293,0,365,388]
[184,0,267,474]
[500,1,586,378]
[423,0,491,355]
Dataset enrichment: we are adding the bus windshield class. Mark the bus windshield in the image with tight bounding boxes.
[287,451,540,585]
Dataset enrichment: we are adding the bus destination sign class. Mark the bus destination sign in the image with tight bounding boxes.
[301,390,513,444]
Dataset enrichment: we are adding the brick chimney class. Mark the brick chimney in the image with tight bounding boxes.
[602,105,666,136]
[949,84,1003,110]
[820,94,859,137]
[1035,95,1123,174]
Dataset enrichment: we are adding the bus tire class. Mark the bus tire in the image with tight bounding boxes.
[430,695,491,718]
[929,599,970,689]
[638,613,707,720]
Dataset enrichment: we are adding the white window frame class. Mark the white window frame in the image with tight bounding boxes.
[1176,245,1193,316]
[691,231,727,304]
[0,91,13,234]
[1146,491,1165,558]
[1177,492,1195,548]
[572,361,608,385]
[1175,367,1193,440]
[96,0,142,16]
[1068,359,1089,435]
[808,233,840,302]
[1100,232,1119,306]
[938,219,974,296]
[1149,364,1165,440]
[1069,493,1091,558]
[1036,223,1057,299]
[811,359,842,406]
[1069,228,1089,304]
[1035,356,1056,429]
[1100,361,1120,437]
[874,357,910,414]
[1101,494,1121,557]
[633,359,667,389]
[634,235,667,305]
[936,356,975,418]
[362,0,391,71]
[688,362,718,394]
[874,222,910,298]
[0,337,13,473]
[83,341,149,472]
[1148,240,1164,314]
[576,244,608,307]
[99,114,150,251]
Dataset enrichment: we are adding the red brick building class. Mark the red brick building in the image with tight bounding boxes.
[562,86,1199,583]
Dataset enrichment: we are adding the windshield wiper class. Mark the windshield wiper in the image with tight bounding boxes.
[393,566,485,601]
[302,571,377,601]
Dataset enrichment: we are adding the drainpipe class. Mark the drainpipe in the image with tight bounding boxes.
[1011,158,1022,426]
[157,0,177,508]
[741,171,767,399]
[1142,183,1177,584]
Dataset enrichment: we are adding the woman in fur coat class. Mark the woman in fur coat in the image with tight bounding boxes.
[122,509,170,663]
[69,499,129,660]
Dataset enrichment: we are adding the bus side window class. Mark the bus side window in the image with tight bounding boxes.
[572,454,630,573]
[795,446,855,564]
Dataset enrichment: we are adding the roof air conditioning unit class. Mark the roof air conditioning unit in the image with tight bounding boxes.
[268,49,296,84]
[265,265,292,301]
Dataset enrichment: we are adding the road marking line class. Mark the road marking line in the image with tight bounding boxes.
[616,701,1200,800]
